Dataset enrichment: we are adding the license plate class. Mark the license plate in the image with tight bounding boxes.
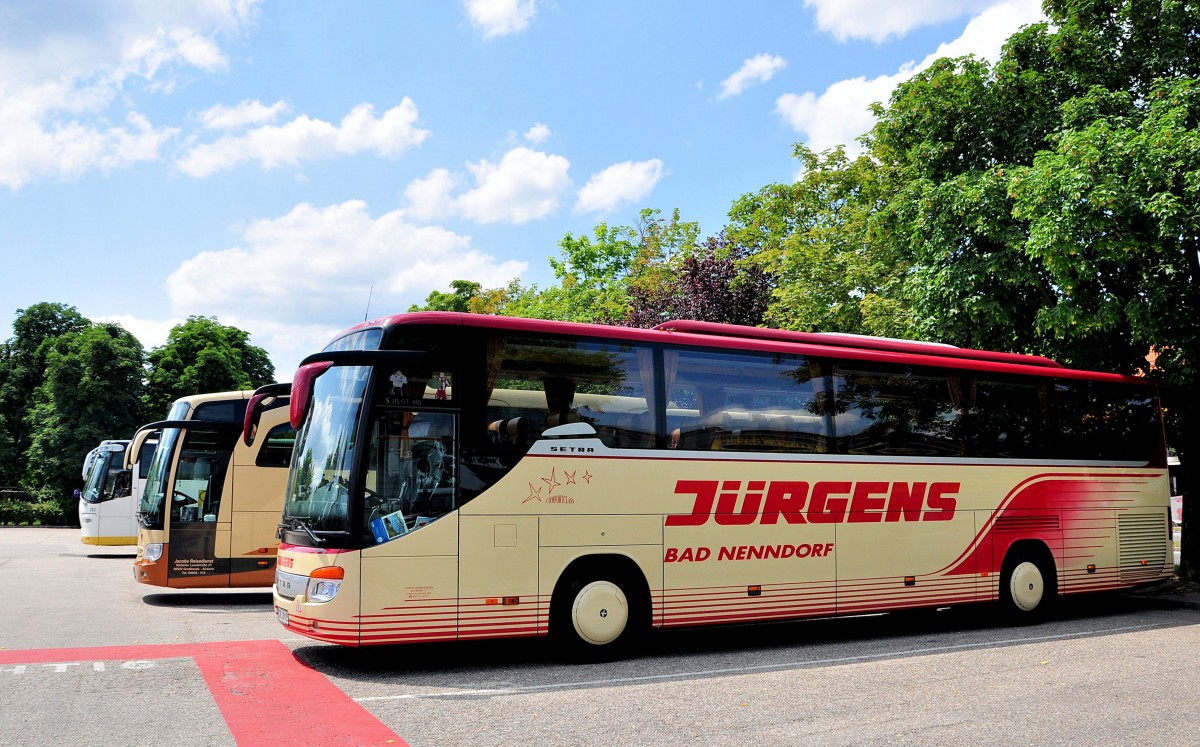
[276,607,289,626]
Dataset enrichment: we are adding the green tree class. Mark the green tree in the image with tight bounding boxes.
[862,0,1200,574]
[625,232,775,328]
[144,317,275,417]
[409,280,484,312]
[865,45,1073,353]
[0,303,88,487]
[1010,77,1200,573]
[485,208,701,323]
[24,323,146,517]
[728,145,909,337]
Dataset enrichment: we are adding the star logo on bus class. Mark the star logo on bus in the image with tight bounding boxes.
[582,471,593,484]
[541,468,561,494]
[564,470,577,485]
[524,483,543,503]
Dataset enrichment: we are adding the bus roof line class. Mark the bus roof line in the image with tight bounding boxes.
[652,319,1064,369]
[367,312,1152,384]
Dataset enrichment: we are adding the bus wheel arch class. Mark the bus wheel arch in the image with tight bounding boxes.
[550,554,651,660]
[999,540,1058,621]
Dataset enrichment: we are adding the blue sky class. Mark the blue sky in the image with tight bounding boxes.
[1,0,1045,379]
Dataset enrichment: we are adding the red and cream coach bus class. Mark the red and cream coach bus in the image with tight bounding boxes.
[131,388,295,588]
[272,312,1172,656]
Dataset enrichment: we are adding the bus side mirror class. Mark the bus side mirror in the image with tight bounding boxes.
[246,383,292,446]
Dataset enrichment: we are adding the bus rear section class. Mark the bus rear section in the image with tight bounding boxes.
[133,389,295,588]
[272,313,1173,655]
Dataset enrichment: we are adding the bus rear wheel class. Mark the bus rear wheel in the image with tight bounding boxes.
[552,571,644,661]
[1000,546,1057,622]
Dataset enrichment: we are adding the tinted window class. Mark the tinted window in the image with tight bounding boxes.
[137,439,157,480]
[192,399,249,424]
[325,328,383,352]
[255,423,297,468]
[965,377,1050,459]
[668,348,822,453]
[486,336,656,449]
[171,428,237,522]
[829,363,963,456]
[1053,381,1159,462]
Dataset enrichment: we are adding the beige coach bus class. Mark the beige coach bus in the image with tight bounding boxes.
[131,388,294,588]
[272,313,1172,657]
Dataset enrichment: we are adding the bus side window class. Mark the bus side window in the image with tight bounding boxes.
[968,378,1048,459]
[255,423,297,468]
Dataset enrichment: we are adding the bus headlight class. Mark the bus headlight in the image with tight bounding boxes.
[306,565,345,602]
[143,543,163,562]
[307,579,342,602]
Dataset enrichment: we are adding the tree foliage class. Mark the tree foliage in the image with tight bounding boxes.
[0,303,88,487]
[728,145,908,336]
[144,316,275,417]
[409,280,484,313]
[401,0,1200,574]
[501,209,702,324]
[625,232,774,328]
[866,0,1200,574]
[24,323,146,514]
[0,306,273,524]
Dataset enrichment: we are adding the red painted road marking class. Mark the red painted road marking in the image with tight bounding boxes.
[0,640,407,746]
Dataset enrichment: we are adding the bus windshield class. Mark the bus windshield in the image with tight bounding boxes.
[139,428,180,528]
[81,449,120,503]
[283,365,371,537]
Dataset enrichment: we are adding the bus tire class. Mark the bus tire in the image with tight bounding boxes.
[999,544,1057,622]
[551,567,646,661]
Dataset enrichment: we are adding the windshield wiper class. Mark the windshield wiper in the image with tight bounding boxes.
[280,517,324,545]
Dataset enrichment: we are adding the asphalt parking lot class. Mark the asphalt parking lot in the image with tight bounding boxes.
[4,527,1200,747]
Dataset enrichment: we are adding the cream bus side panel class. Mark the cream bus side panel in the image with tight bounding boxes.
[361,514,460,644]
[226,462,288,556]
[663,521,838,626]
[835,513,979,614]
[459,515,541,639]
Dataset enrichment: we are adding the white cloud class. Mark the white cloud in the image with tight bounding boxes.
[0,1,257,189]
[524,123,551,144]
[403,146,572,225]
[198,99,290,130]
[164,200,528,374]
[574,159,664,215]
[465,0,537,38]
[403,168,459,222]
[94,313,183,353]
[175,100,430,177]
[778,0,1046,156]
[719,54,787,99]
[776,73,905,156]
[804,0,995,42]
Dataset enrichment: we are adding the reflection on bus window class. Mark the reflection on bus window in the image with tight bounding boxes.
[484,336,655,450]
[365,410,456,544]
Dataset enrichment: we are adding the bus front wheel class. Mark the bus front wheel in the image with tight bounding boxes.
[552,571,645,660]
[999,546,1057,622]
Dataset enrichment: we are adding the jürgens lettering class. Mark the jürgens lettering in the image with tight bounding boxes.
[665,479,959,527]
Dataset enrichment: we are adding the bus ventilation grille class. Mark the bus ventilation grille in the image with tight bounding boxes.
[994,514,1060,533]
[1118,514,1168,582]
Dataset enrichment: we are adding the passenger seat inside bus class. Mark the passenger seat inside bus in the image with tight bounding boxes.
[674,411,733,450]
[488,417,527,446]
